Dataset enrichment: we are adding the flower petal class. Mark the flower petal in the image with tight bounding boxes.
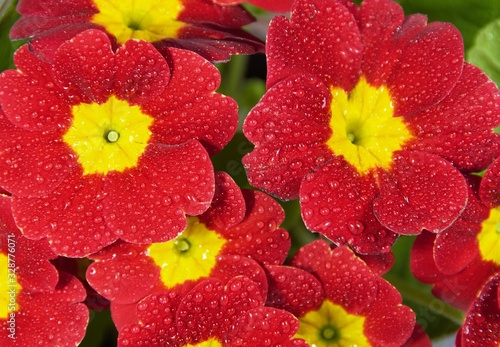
[146,47,238,155]
[0,46,72,132]
[359,0,405,86]
[480,156,500,207]
[0,272,89,347]
[231,307,302,346]
[434,176,487,275]
[292,241,379,313]
[219,190,290,265]
[299,159,397,254]
[266,0,362,90]
[373,151,468,234]
[242,74,333,200]
[176,277,265,343]
[12,169,118,257]
[103,141,214,245]
[406,63,500,172]
[0,113,78,197]
[388,22,464,117]
[198,172,246,230]
[265,264,324,317]
[51,29,115,104]
[87,242,159,304]
[113,39,170,104]
[460,272,500,347]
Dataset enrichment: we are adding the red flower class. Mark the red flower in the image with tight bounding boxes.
[213,0,294,13]
[86,173,290,312]
[11,0,264,62]
[0,196,89,346]
[266,240,416,346]
[242,0,500,254]
[411,158,500,310]
[0,29,238,257]
[456,272,500,347]
[118,276,306,346]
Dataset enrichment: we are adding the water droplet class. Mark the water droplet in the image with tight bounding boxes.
[347,220,364,235]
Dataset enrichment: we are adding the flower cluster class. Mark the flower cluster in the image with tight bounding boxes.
[0,0,500,346]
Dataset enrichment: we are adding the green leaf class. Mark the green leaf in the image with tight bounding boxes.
[396,0,500,50]
[0,0,22,72]
[467,17,500,86]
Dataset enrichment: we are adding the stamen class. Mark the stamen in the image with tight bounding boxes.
[106,130,120,143]
[174,238,191,253]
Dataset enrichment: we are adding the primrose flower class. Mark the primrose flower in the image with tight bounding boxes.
[0,29,239,257]
[118,276,306,346]
[411,158,500,310]
[213,0,294,13]
[456,272,500,347]
[266,240,416,347]
[242,0,500,254]
[0,196,89,346]
[11,0,264,62]
[87,172,290,310]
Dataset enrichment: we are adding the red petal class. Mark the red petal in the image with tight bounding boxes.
[231,307,301,346]
[432,258,498,311]
[211,255,268,301]
[363,280,415,347]
[51,29,115,104]
[242,74,333,200]
[176,277,265,343]
[0,272,88,347]
[117,291,180,346]
[87,242,159,304]
[388,22,464,117]
[213,0,294,13]
[357,251,395,276]
[198,172,246,230]
[13,169,118,257]
[266,0,362,90]
[113,40,170,104]
[10,14,94,38]
[265,264,324,317]
[402,324,432,347]
[179,0,254,27]
[146,48,237,155]
[434,176,488,275]
[16,0,96,16]
[480,156,500,207]
[299,159,397,254]
[359,0,405,86]
[29,22,103,63]
[406,63,500,172]
[219,190,290,265]
[103,141,214,244]
[374,151,468,234]
[0,46,72,132]
[461,272,500,347]
[410,231,441,283]
[0,196,59,293]
[0,114,78,197]
[292,241,379,313]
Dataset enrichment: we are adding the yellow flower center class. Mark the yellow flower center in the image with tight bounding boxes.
[326,78,413,175]
[147,217,227,289]
[477,206,500,265]
[184,338,223,347]
[63,95,154,175]
[91,0,185,44]
[0,253,22,319]
[295,300,370,347]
